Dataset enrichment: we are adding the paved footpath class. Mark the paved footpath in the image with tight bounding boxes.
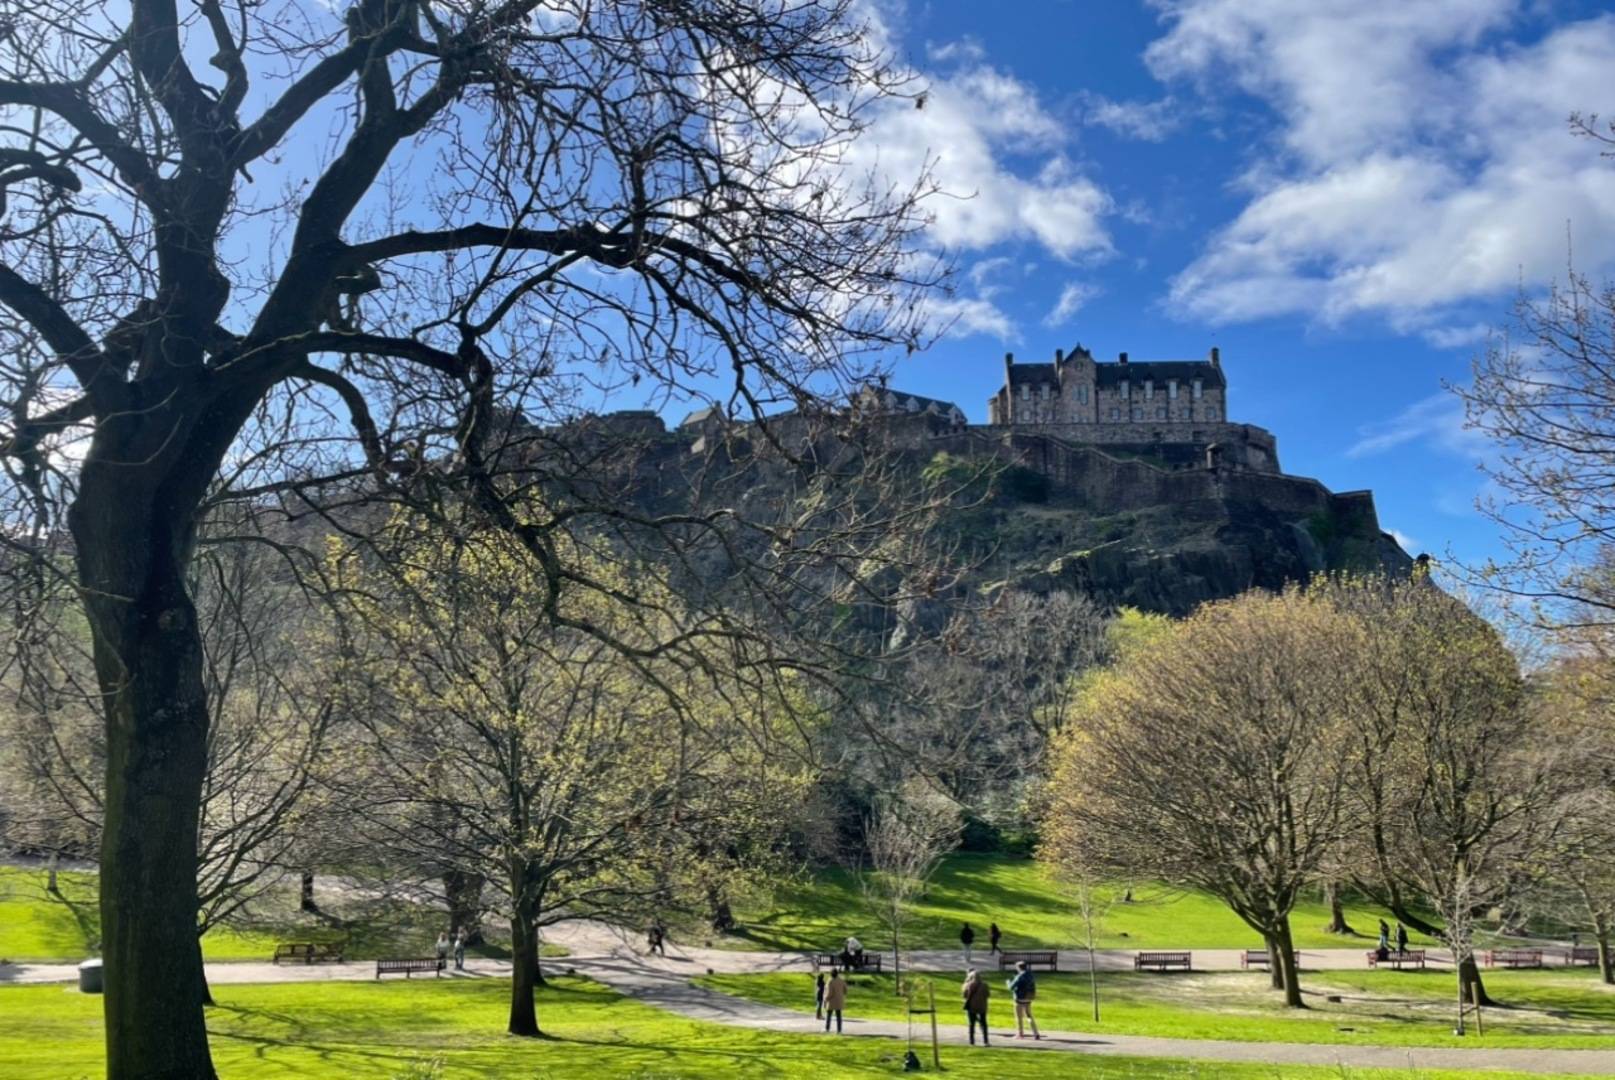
[7,922,1615,1076]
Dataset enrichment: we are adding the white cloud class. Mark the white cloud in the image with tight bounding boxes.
[1388,528,1421,553]
[850,60,1114,261]
[926,37,987,65]
[1080,93,1181,142]
[1148,3,1615,326]
[1043,281,1100,327]
[925,294,1017,341]
[1346,391,1486,459]
[1422,323,1494,350]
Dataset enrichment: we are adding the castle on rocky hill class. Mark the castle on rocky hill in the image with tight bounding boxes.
[847,343,1281,474]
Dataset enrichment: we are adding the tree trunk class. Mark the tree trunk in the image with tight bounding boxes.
[1595,915,1614,986]
[300,871,318,914]
[194,954,214,1008]
[75,496,217,1080]
[1323,882,1353,935]
[444,870,484,945]
[508,912,541,1037]
[1274,918,1304,1009]
[1264,932,1284,990]
[1458,953,1493,1007]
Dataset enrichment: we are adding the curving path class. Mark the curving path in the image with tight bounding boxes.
[6,921,1615,1076]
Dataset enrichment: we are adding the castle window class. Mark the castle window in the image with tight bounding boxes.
[1179,407,1190,420]
[1169,380,1179,399]
[1157,407,1167,420]
[1144,380,1153,400]
[1109,408,1119,421]
[1131,407,1142,421]
[1205,407,1218,420]
[1119,381,1129,400]
[1192,379,1203,399]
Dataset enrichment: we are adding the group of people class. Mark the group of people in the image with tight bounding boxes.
[958,920,1002,966]
[813,959,1040,1044]
[433,929,471,970]
[1375,918,1409,960]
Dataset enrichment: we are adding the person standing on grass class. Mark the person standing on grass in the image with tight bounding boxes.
[1395,922,1408,954]
[823,970,848,1033]
[961,969,991,1046]
[435,932,450,969]
[961,922,976,966]
[453,929,467,971]
[1007,960,1039,1040]
[815,972,827,1019]
[989,922,1002,956]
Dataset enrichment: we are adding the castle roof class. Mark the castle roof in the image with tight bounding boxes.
[854,384,964,420]
[1095,360,1224,388]
[1006,362,1057,385]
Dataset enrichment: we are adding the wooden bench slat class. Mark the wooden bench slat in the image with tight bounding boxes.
[1134,950,1191,972]
[375,957,444,979]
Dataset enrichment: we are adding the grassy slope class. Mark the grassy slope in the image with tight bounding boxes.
[0,867,279,963]
[697,968,1615,1050]
[0,867,552,964]
[0,979,1592,1080]
[720,853,1431,952]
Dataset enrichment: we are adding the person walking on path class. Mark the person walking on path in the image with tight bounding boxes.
[434,932,450,970]
[1376,920,1390,961]
[1008,960,1040,1040]
[989,922,1002,956]
[647,921,667,957]
[961,969,991,1046]
[814,972,827,1020]
[452,929,467,971]
[1395,922,1408,954]
[823,970,848,1033]
[960,922,975,967]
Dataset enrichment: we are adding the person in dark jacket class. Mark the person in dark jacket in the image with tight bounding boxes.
[961,969,990,1046]
[960,922,976,966]
[989,922,1002,956]
[1376,919,1390,960]
[814,972,827,1019]
[1007,960,1039,1039]
[1395,922,1408,954]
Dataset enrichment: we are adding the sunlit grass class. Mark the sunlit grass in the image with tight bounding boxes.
[0,978,1591,1079]
[697,966,1615,1049]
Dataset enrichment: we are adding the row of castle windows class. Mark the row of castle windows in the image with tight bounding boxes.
[1011,405,1221,422]
[1017,379,1208,403]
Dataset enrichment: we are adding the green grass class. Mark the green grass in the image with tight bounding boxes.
[697,967,1615,1049]
[0,867,279,963]
[0,867,519,964]
[0,978,1594,1079]
[719,853,1430,952]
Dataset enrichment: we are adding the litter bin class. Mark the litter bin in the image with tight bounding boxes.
[77,958,103,994]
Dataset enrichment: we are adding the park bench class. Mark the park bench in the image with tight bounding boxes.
[1365,949,1425,969]
[272,941,343,964]
[1484,948,1543,969]
[1134,951,1191,972]
[811,950,882,973]
[375,957,444,979]
[1562,946,1599,967]
[1240,948,1299,970]
[998,950,1058,972]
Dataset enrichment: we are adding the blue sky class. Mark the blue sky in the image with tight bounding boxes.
[850,0,1615,569]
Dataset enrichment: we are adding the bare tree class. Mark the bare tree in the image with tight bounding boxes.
[0,0,944,1072]
[1045,587,1357,1008]
[858,782,960,988]
[328,517,812,1035]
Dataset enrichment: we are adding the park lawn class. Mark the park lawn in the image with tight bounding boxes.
[697,967,1615,1050]
[0,867,278,963]
[0,978,1595,1080]
[0,866,551,963]
[719,852,1430,952]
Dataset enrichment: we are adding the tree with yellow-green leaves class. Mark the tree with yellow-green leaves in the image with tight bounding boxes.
[1043,587,1357,1008]
[327,516,813,1037]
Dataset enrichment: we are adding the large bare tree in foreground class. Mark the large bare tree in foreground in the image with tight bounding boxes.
[0,2,941,1075]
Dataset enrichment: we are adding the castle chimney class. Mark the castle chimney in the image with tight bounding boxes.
[1209,346,1220,368]
[1055,348,1064,363]
[1118,351,1128,365]
[1006,352,1014,364]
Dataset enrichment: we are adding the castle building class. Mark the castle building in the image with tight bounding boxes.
[987,345,1226,428]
